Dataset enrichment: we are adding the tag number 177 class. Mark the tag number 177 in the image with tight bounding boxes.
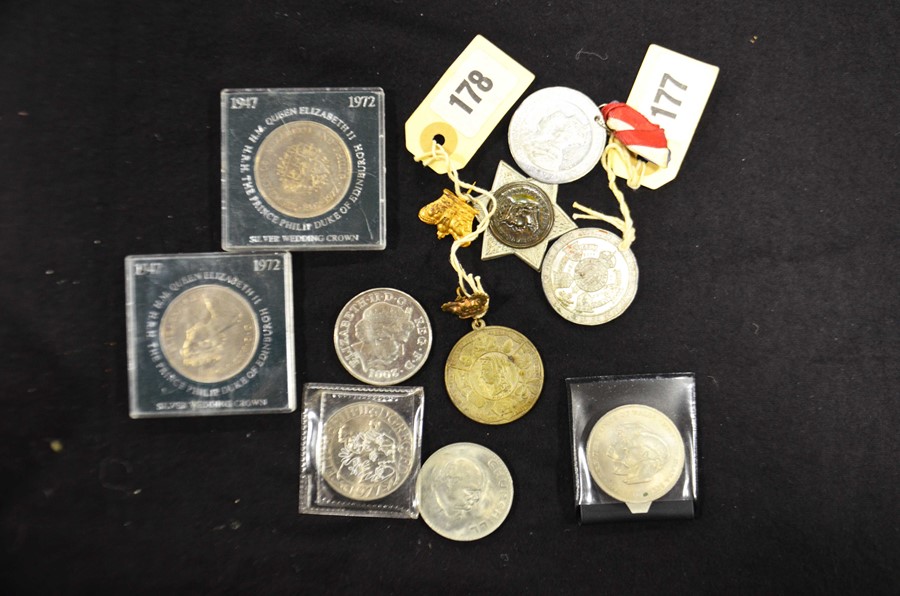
[448,70,494,114]
[651,73,687,119]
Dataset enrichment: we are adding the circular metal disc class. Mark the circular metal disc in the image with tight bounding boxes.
[333,288,432,386]
[254,120,352,218]
[159,284,259,384]
[508,87,607,184]
[541,228,638,325]
[444,326,544,425]
[489,181,556,249]
[416,442,513,541]
[586,405,686,505]
[320,402,415,501]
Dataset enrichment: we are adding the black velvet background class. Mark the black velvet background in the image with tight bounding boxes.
[1,1,897,593]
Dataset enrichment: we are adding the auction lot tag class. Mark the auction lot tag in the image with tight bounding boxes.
[610,45,719,189]
[406,35,534,173]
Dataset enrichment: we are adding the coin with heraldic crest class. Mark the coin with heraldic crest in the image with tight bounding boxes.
[416,442,514,541]
[586,405,685,512]
[334,288,433,386]
[254,120,353,218]
[159,284,260,384]
[541,228,638,325]
[320,402,415,502]
[489,181,555,249]
[444,326,543,424]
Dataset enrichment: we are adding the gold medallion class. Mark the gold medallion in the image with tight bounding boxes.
[254,120,352,218]
[586,404,685,513]
[159,284,259,383]
[444,325,543,424]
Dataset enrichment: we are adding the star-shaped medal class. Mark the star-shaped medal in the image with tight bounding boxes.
[480,161,578,270]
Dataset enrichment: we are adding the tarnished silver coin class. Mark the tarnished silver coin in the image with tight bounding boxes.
[508,87,607,184]
[416,443,513,541]
[159,284,259,383]
[254,120,352,218]
[320,402,415,501]
[586,405,685,513]
[541,228,638,325]
[334,288,432,386]
[489,181,555,249]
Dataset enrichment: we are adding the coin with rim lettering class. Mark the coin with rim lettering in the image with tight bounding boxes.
[541,227,638,325]
[159,284,259,384]
[586,404,685,507]
[488,181,555,249]
[444,325,543,425]
[333,288,432,386]
[254,120,352,218]
[320,402,415,502]
[416,442,513,541]
[508,86,607,184]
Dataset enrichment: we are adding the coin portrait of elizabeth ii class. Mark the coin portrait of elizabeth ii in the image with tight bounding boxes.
[352,301,416,373]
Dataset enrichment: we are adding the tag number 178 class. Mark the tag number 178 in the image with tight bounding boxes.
[448,70,494,114]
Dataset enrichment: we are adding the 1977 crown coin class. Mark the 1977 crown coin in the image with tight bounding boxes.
[320,402,415,502]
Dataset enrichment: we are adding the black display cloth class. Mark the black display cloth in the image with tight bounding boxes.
[1,1,897,593]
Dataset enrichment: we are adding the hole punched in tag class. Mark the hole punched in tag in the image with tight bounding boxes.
[405,35,534,174]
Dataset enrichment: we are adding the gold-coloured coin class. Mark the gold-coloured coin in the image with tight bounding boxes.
[586,405,685,512]
[444,326,543,424]
[320,402,415,502]
[159,284,259,384]
[254,120,352,218]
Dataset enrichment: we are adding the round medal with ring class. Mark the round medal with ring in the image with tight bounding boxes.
[541,228,638,325]
[508,86,607,184]
[416,145,545,425]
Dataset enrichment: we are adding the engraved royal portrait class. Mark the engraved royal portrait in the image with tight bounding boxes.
[334,289,432,386]
[159,284,259,384]
[444,326,543,425]
[586,405,685,507]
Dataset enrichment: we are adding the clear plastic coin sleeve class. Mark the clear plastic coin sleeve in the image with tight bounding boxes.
[299,383,424,519]
[125,252,295,418]
[567,373,698,522]
[221,87,386,251]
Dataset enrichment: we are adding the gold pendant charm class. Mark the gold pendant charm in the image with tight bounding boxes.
[440,287,489,321]
[418,189,479,246]
[444,324,544,425]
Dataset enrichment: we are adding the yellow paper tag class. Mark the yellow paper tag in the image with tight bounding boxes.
[611,45,719,189]
[405,35,534,174]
